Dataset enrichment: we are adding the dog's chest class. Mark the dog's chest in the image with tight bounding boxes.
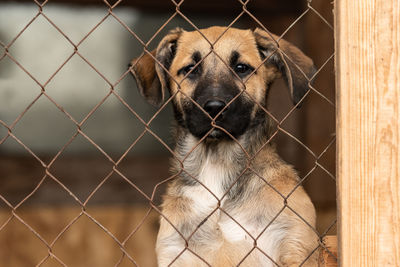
[183,154,232,211]
[167,142,288,265]
[182,158,257,243]
[181,162,282,265]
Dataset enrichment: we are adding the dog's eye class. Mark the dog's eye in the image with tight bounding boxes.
[234,64,250,74]
[178,64,200,77]
[234,63,253,77]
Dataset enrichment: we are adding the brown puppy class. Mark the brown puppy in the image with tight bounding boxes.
[130,26,318,267]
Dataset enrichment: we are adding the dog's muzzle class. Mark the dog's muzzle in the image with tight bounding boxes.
[184,94,253,140]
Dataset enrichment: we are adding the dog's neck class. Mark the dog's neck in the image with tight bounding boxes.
[170,117,274,199]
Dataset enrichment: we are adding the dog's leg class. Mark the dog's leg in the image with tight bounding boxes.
[275,201,319,267]
[156,193,220,267]
[277,233,319,267]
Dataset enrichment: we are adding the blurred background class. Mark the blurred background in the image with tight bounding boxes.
[0,0,335,266]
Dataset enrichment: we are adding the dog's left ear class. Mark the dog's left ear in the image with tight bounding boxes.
[129,28,183,107]
[253,28,316,105]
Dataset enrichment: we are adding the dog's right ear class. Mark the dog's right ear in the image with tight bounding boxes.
[129,28,183,107]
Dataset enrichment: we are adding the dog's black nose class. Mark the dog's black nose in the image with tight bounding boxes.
[203,100,226,118]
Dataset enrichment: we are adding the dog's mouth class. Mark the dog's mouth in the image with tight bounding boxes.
[207,127,226,139]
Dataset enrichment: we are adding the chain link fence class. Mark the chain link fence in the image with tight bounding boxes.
[0,0,336,266]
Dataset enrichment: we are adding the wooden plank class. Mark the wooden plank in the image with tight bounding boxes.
[319,236,338,267]
[0,156,170,206]
[0,206,159,267]
[335,0,400,266]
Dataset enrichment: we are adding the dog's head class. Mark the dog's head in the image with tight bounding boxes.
[129,26,315,140]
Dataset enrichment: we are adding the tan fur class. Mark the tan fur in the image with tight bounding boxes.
[130,26,318,266]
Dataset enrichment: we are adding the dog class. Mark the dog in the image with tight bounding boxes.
[129,26,318,267]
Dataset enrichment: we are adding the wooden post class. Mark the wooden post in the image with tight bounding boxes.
[335,0,400,266]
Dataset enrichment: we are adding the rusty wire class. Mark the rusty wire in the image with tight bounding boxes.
[0,0,336,266]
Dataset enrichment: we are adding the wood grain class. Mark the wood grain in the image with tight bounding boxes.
[319,236,338,267]
[335,0,400,266]
[0,206,159,267]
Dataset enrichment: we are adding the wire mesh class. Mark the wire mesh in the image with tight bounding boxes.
[0,0,336,266]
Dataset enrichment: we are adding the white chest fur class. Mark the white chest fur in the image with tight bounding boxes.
[182,156,226,215]
[182,150,255,240]
[177,137,284,265]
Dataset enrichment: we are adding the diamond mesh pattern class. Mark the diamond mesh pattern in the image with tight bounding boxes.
[0,0,336,266]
